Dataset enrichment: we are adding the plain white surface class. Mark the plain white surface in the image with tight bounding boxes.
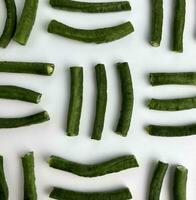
[0,0,196,199]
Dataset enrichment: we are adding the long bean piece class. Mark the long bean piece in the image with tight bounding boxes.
[0,156,9,200]
[148,161,168,200]
[0,61,54,75]
[0,85,41,104]
[48,20,134,44]
[48,155,138,177]
[13,0,39,45]
[115,62,134,137]
[0,111,49,128]
[172,0,186,52]
[50,0,131,13]
[22,152,37,200]
[0,0,17,48]
[173,165,188,200]
[91,64,107,140]
[150,0,163,47]
[50,187,132,200]
[149,72,196,86]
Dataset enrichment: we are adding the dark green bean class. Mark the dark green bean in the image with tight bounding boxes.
[0,156,8,200]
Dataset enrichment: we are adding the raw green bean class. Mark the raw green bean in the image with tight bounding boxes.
[49,0,131,13]
[150,0,163,47]
[0,156,8,200]
[66,67,83,136]
[0,85,41,104]
[0,61,54,75]
[49,187,132,200]
[48,20,134,44]
[13,0,39,45]
[115,62,134,137]
[22,152,37,200]
[0,0,17,48]
[172,0,186,52]
[0,111,49,128]
[48,155,138,177]
[91,64,107,140]
[148,161,168,200]
[149,72,196,86]
[173,165,188,200]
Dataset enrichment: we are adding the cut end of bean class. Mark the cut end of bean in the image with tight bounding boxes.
[150,41,160,47]
[145,125,152,134]
[47,64,55,75]
[36,94,42,103]
[43,111,50,121]
[177,165,188,172]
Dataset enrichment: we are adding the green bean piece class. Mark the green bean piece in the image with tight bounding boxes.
[149,72,196,86]
[22,152,37,200]
[0,85,41,104]
[13,0,39,45]
[48,20,134,44]
[148,161,168,200]
[150,0,163,47]
[115,62,134,137]
[66,67,83,136]
[49,0,131,13]
[91,64,107,140]
[172,0,186,52]
[0,156,9,200]
[173,165,188,200]
[48,155,138,177]
[0,111,49,128]
[49,187,132,200]
[0,0,17,48]
[0,61,54,75]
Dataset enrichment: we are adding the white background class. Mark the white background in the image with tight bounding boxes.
[0,0,196,199]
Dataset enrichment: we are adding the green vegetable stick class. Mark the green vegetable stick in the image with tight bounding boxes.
[50,0,131,13]
[173,165,188,200]
[0,0,17,48]
[91,64,107,140]
[150,0,163,47]
[49,187,132,200]
[48,20,134,44]
[22,152,37,200]
[148,161,168,200]
[48,155,139,177]
[115,62,134,137]
[14,0,39,45]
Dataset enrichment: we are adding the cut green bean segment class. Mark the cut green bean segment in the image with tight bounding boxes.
[49,155,138,177]
[0,111,49,128]
[0,0,17,48]
[0,156,9,200]
[22,152,37,200]
[115,62,134,137]
[172,0,186,52]
[13,0,39,45]
[49,187,132,200]
[148,161,168,200]
[0,85,41,104]
[150,0,163,47]
[91,64,107,140]
[48,20,134,44]
[173,165,188,200]
[149,72,196,86]
[0,61,54,75]
[66,67,83,136]
[50,0,131,13]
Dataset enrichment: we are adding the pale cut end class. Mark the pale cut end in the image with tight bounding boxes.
[36,94,42,103]
[176,165,188,172]
[43,111,50,120]
[47,64,54,75]
[150,41,160,47]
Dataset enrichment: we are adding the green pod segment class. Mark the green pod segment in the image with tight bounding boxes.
[48,20,134,44]
[48,155,139,177]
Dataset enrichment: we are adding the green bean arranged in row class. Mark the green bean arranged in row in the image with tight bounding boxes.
[91,64,107,140]
[48,20,134,44]
[0,0,17,48]
[48,155,138,177]
[0,61,54,75]
[14,0,39,45]
[50,187,132,200]
[148,161,168,200]
[50,0,131,13]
